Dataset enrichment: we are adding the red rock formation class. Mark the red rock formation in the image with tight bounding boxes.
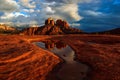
[20,27,40,35]
[56,19,69,28]
[45,17,55,26]
[45,18,51,25]
[56,19,63,26]
[48,26,64,35]
[50,20,55,26]
[21,18,83,35]
[62,20,69,28]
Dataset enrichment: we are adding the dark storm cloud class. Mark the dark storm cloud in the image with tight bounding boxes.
[76,0,120,32]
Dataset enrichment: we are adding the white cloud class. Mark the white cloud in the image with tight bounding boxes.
[42,0,95,22]
[43,3,83,22]
[43,2,56,6]
[55,4,82,21]
[1,13,14,19]
[45,6,55,13]
[14,12,28,17]
[70,23,80,27]
[29,9,35,13]
[0,12,28,19]
[23,9,35,13]
[23,9,29,12]
[20,0,36,8]
[0,0,84,24]
[0,0,19,12]
[84,10,104,16]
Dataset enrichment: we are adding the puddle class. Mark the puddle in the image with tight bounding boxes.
[35,40,90,80]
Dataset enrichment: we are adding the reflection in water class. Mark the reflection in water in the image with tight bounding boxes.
[43,40,67,50]
[35,40,90,80]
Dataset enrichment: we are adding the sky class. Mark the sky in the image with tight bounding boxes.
[0,0,120,32]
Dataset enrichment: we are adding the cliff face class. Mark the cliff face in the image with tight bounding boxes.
[20,27,40,35]
[21,18,83,35]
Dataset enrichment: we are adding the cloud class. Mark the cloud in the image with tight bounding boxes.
[0,12,28,19]
[45,0,92,4]
[23,9,36,13]
[84,10,104,16]
[0,0,91,25]
[77,0,120,32]
[29,9,35,13]
[0,0,19,12]
[41,0,84,22]
[44,6,55,14]
[1,13,15,19]
[53,3,82,21]
[19,0,36,8]
[70,23,80,27]
[42,0,94,22]
[14,12,28,17]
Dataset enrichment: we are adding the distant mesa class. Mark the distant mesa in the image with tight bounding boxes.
[0,24,19,34]
[21,18,83,35]
[0,24,15,31]
[99,28,120,35]
[89,28,120,35]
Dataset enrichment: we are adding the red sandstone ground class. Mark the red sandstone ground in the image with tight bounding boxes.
[0,34,120,80]
[0,35,60,80]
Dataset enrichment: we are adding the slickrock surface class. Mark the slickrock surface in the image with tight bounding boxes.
[51,34,120,80]
[0,35,60,80]
[0,34,120,80]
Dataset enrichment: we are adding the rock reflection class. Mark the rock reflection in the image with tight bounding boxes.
[43,40,67,50]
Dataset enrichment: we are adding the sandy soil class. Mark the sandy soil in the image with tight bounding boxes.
[0,34,120,80]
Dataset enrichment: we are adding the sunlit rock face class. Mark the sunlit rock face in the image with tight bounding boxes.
[45,17,55,26]
[21,18,83,35]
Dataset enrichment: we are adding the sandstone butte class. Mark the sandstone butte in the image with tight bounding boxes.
[21,18,83,35]
[0,34,120,80]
